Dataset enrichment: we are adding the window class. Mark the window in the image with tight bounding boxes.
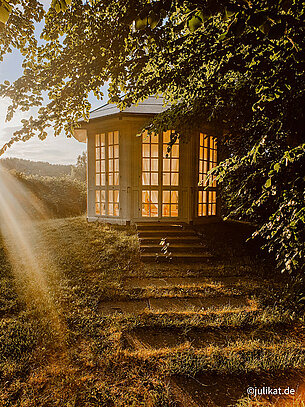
[162,130,179,217]
[95,133,106,187]
[108,131,119,186]
[95,131,120,216]
[162,190,178,217]
[142,190,158,217]
[142,132,159,217]
[141,130,179,218]
[198,133,217,216]
[142,132,159,187]
[162,130,179,187]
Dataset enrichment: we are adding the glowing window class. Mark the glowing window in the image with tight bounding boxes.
[142,132,159,187]
[95,131,119,217]
[142,190,158,217]
[141,130,179,218]
[198,134,217,217]
[162,130,179,187]
[95,134,106,186]
[141,132,159,217]
[162,130,179,217]
[108,131,119,186]
[162,190,178,217]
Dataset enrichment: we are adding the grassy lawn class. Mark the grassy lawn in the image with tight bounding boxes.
[0,217,304,406]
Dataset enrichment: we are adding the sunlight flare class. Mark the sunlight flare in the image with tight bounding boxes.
[0,165,65,342]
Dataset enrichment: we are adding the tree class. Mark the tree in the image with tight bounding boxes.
[71,151,86,182]
[0,0,304,274]
[0,0,44,63]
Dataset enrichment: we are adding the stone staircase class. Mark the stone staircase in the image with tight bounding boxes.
[98,273,304,406]
[136,222,213,262]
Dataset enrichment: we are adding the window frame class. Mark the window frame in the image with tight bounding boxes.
[95,131,120,217]
[197,133,217,217]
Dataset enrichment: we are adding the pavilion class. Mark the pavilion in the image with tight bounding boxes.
[73,96,220,225]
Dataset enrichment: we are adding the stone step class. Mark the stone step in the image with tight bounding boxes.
[141,244,207,253]
[141,252,213,262]
[136,222,190,231]
[167,377,200,407]
[139,236,200,244]
[138,230,197,238]
[99,295,251,316]
[136,222,210,263]
[122,276,253,289]
[124,325,291,350]
[168,371,305,407]
[149,295,248,312]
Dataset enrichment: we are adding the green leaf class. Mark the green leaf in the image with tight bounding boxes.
[199,10,211,23]
[135,17,147,31]
[51,0,72,13]
[147,11,160,29]
[248,11,268,28]
[259,21,271,35]
[0,0,12,24]
[251,143,260,163]
[230,19,246,37]
[225,5,238,17]
[265,178,272,188]
[274,163,280,172]
[187,15,203,32]
[219,33,227,41]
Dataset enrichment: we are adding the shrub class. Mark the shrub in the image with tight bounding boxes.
[13,171,86,218]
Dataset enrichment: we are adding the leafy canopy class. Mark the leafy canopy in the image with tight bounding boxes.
[0,0,304,274]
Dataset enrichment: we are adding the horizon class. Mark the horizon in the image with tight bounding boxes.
[0,155,76,166]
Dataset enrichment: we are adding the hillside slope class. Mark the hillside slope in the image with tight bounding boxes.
[0,217,303,406]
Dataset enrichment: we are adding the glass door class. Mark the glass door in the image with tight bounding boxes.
[141,132,159,217]
[198,133,217,216]
[141,131,179,219]
[161,131,179,218]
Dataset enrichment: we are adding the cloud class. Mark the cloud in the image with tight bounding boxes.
[0,98,85,165]
[0,125,21,140]
[1,134,85,165]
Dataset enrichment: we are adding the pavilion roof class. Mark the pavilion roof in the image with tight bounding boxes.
[89,96,169,120]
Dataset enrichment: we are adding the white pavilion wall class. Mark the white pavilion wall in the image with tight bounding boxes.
[87,131,96,221]
[86,116,149,224]
[85,116,221,224]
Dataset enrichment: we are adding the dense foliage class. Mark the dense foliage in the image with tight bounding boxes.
[0,0,304,273]
[13,171,86,218]
[0,0,43,60]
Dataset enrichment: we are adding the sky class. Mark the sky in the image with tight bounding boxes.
[0,2,108,165]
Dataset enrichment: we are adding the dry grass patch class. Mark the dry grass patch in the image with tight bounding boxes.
[120,339,305,376]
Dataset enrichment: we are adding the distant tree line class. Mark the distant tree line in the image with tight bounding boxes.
[0,153,86,181]
[0,157,71,177]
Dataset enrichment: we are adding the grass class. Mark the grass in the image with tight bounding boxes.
[115,306,295,332]
[0,216,304,406]
[236,397,305,407]
[162,339,305,375]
